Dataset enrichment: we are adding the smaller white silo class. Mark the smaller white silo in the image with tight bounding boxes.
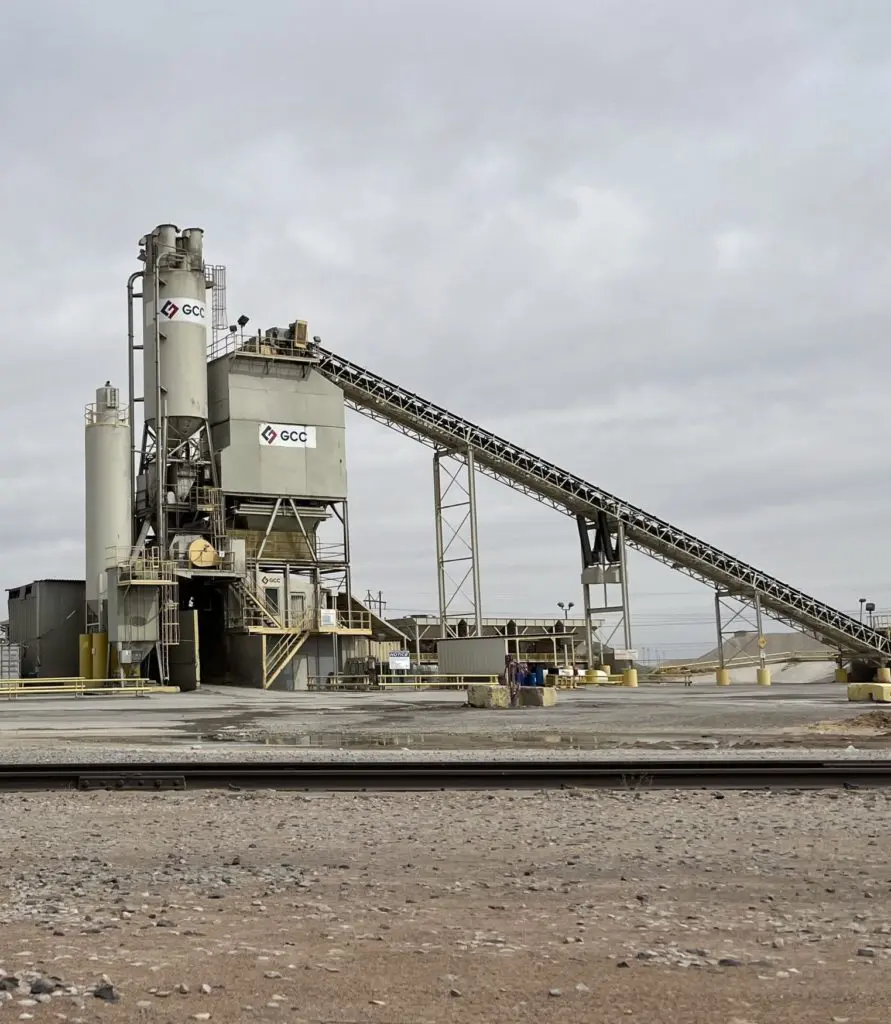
[85,383,132,629]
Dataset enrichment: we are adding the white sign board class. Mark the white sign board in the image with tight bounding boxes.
[388,650,411,671]
[151,296,207,326]
[612,649,638,661]
[258,423,318,448]
[319,608,337,628]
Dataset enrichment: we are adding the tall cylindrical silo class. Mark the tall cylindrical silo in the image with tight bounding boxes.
[85,384,132,627]
[142,224,209,441]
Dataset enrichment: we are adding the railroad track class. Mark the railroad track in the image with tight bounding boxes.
[0,759,889,792]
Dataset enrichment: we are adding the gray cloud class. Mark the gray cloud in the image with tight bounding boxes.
[1,0,889,656]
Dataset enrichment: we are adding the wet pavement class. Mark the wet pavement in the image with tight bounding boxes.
[0,680,884,752]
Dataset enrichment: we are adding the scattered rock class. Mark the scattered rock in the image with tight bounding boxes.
[857,947,877,958]
[93,985,119,1004]
[30,979,56,996]
[576,983,590,993]
[548,988,563,997]
[200,983,212,995]
[448,988,462,998]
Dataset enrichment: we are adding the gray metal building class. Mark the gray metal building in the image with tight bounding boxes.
[6,580,85,678]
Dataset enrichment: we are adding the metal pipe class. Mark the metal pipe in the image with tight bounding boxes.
[126,270,143,549]
[152,260,166,558]
[432,452,448,637]
[342,499,353,626]
[466,447,483,635]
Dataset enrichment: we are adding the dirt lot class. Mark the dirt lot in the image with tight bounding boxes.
[0,787,888,1023]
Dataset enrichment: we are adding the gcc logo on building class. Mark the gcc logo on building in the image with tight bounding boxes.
[159,298,206,321]
[259,423,317,448]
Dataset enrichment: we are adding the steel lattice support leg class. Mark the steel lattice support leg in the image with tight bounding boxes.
[577,513,633,668]
[433,448,483,637]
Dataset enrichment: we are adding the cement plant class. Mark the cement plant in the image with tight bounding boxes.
[1,223,890,706]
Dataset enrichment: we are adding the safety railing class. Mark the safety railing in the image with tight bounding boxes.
[110,549,178,586]
[85,403,128,426]
[651,649,836,676]
[0,678,179,699]
[317,609,373,633]
[308,673,500,691]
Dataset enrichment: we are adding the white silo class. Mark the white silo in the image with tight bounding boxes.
[141,224,209,441]
[84,383,132,629]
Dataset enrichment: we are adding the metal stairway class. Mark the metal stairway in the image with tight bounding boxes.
[316,347,891,661]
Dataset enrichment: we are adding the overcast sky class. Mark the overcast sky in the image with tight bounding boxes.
[1,0,889,657]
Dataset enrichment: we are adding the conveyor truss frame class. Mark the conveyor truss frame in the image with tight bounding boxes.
[316,347,891,663]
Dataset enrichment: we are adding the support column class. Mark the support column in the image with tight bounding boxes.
[618,522,633,653]
[577,513,631,670]
[753,591,771,686]
[715,589,730,686]
[432,448,483,637]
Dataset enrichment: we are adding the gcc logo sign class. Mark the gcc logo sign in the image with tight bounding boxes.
[158,297,206,323]
[259,423,317,449]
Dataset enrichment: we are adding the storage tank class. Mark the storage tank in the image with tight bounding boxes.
[141,224,209,441]
[85,384,131,625]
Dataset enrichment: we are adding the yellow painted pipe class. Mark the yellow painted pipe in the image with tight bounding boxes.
[78,635,93,680]
[622,668,638,688]
[91,632,109,681]
[756,667,771,687]
[876,666,891,684]
[716,668,731,686]
[834,667,848,683]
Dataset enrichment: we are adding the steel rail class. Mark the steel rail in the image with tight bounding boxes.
[314,346,891,660]
[0,759,890,792]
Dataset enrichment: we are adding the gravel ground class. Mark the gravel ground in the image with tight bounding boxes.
[0,740,889,762]
[0,788,889,1023]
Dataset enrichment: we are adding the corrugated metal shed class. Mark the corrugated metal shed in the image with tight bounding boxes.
[6,579,85,678]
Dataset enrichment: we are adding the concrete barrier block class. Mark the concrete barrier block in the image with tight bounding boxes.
[466,684,510,709]
[847,682,891,703]
[518,686,556,708]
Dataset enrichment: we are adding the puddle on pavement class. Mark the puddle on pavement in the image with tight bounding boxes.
[189,729,891,751]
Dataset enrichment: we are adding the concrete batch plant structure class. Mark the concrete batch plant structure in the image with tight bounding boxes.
[75,223,402,690]
[10,220,891,692]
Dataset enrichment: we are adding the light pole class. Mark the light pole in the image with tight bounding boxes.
[860,598,867,623]
[557,601,575,674]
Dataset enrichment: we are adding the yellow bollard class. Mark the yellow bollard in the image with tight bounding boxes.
[622,668,638,688]
[78,635,93,680]
[834,667,848,683]
[716,668,731,686]
[601,664,611,677]
[877,666,891,684]
[756,667,771,687]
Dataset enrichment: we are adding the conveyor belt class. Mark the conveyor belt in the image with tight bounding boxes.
[316,348,891,660]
